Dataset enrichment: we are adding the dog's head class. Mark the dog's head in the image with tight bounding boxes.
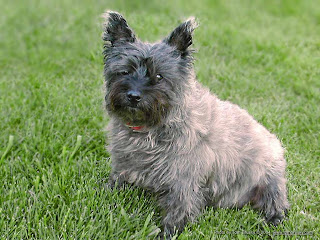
[103,11,197,129]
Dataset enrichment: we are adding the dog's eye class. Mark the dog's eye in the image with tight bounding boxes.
[156,74,163,81]
[121,71,129,75]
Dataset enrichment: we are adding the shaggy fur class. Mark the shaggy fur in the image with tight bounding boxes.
[102,11,289,238]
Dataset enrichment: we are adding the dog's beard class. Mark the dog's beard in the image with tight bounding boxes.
[106,91,171,127]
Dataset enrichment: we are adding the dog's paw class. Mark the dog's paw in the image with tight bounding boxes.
[265,211,286,226]
[105,179,117,190]
[158,225,176,240]
[106,173,124,190]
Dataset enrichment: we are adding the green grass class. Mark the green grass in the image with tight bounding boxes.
[1,0,319,239]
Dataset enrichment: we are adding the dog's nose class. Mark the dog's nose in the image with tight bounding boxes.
[127,90,141,104]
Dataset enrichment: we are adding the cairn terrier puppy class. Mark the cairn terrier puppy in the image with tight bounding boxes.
[102,11,289,237]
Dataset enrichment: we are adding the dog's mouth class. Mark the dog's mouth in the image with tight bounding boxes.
[107,93,171,130]
[111,106,151,131]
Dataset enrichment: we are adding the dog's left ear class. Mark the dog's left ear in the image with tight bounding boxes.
[102,11,136,46]
[164,17,198,52]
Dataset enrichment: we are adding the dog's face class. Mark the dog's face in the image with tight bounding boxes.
[103,12,197,128]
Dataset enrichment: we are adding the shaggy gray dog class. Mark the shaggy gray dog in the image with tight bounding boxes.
[102,11,289,238]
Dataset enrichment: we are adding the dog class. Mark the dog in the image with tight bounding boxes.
[102,11,289,238]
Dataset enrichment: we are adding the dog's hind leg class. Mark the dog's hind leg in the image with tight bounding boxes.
[251,175,289,225]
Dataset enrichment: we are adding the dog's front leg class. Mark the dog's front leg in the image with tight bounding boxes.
[160,182,205,238]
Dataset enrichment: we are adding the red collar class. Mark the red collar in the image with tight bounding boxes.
[126,123,144,131]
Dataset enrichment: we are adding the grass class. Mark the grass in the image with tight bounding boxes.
[0,0,319,239]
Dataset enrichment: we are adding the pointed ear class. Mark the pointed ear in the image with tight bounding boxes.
[102,11,136,45]
[164,17,198,52]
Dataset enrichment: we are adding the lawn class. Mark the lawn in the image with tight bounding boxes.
[0,0,319,239]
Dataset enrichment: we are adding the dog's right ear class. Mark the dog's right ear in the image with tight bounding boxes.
[102,11,136,46]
